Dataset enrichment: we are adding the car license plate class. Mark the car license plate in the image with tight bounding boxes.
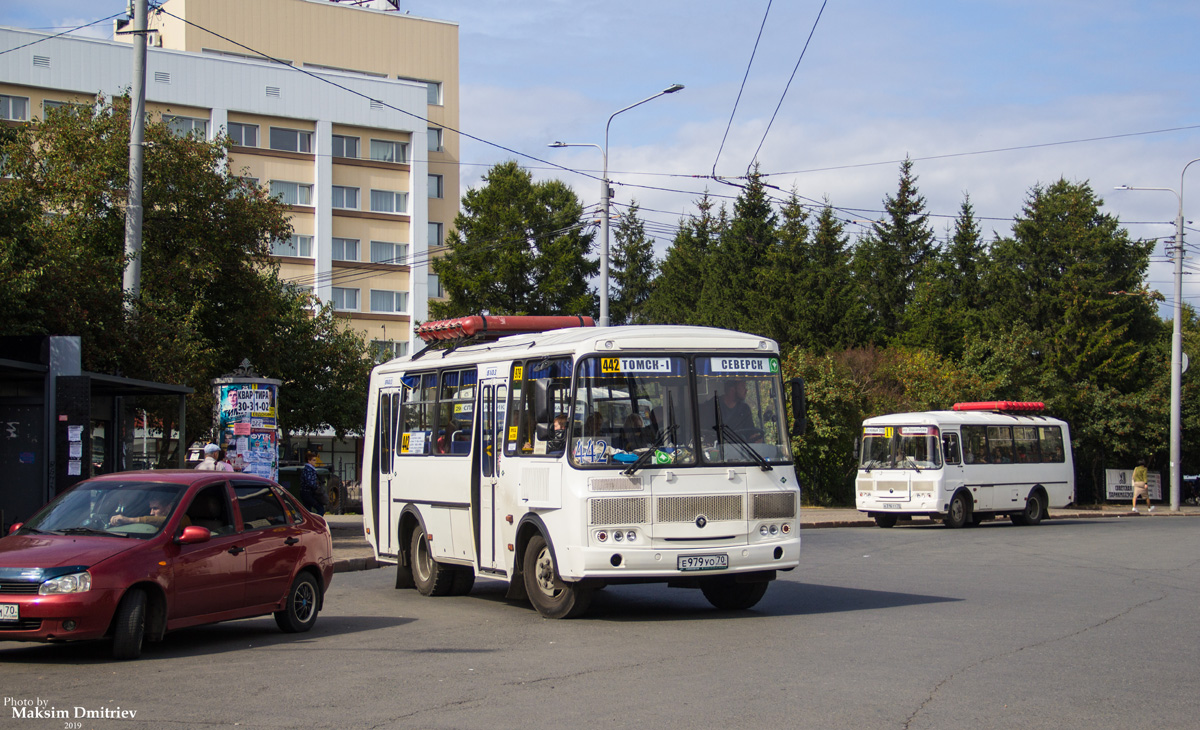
[0,604,18,622]
[881,503,901,509]
[678,554,728,572]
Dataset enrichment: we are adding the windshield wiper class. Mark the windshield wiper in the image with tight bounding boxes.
[717,424,773,472]
[57,527,127,537]
[623,424,680,476]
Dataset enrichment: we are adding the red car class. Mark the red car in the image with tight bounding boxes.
[0,471,334,659]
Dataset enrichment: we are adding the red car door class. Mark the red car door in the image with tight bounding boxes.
[169,482,247,619]
[232,480,304,608]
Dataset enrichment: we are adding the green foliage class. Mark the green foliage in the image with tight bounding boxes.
[644,193,723,324]
[696,170,777,332]
[609,201,658,325]
[852,157,937,343]
[429,161,597,318]
[0,95,372,455]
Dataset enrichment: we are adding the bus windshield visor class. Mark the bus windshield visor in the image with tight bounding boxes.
[860,426,942,470]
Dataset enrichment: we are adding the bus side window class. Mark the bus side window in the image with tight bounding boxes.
[942,433,962,465]
[505,363,525,457]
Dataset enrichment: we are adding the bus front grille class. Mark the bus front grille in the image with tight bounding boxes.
[657,495,743,523]
[590,497,650,525]
[751,491,796,519]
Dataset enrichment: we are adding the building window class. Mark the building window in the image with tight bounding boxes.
[272,234,312,257]
[0,95,29,121]
[163,115,208,139]
[332,134,359,158]
[43,99,89,116]
[332,237,360,261]
[370,189,408,214]
[269,180,313,206]
[371,339,409,362]
[331,185,359,210]
[428,128,442,152]
[228,122,258,147]
[369,139,408,164]
[428,174,443,199]
[370,240,409,265]
[428,222,444,247]
[269,127,313,153]
[331,287,359,311]
[427,81,442,105]
[370,289,409,314]
[429,273,443,298]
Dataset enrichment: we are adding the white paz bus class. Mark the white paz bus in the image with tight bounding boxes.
[856,401,1074,528]
[362,316,806,618]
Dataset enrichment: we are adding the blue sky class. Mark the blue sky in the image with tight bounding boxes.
[5,0,1200,310]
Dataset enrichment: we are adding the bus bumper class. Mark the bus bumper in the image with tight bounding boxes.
[559,539,801,580]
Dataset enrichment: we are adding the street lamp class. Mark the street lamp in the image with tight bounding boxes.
[549,83,684,327]
[1116,155,1200,512]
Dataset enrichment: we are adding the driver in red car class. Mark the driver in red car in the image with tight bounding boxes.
[109,497,186,528]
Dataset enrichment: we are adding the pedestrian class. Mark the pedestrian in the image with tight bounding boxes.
[300,452,326,516]
[1131,460,1153,513]
[195,443,220,470]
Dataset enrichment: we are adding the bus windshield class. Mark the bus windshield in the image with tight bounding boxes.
[570,354,791,469]
[860,426,942,470]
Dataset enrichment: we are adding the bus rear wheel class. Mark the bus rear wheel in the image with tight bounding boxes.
[944,492,970,529]
[700,577,768,610]
[1011,490,1045,526]
[874,514,898,528]
[523,534,592,619]
[411,530,455,596]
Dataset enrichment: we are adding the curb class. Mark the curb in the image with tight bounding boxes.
[332,556,382,574]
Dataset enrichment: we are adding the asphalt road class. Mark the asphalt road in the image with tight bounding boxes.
[1,516,1196,730]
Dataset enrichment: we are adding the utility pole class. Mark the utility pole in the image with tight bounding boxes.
[122,0,148,308]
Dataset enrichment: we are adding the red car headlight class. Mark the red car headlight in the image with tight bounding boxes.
[39,571,92,595]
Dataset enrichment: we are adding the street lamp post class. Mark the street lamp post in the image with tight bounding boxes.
[1116,156,1200,512]
[549,83,683,327]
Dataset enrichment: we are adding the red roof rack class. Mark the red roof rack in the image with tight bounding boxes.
[952,401,1045,413]
[414,315,595,343]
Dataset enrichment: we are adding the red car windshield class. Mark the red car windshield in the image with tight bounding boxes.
[21,481,187,539]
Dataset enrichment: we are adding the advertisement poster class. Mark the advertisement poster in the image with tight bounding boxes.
[1105,468,1162,501]
[216,382,279,481]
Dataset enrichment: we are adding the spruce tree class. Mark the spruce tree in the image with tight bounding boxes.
[608,201,658,325]
[645,193,723,325]
[851,157,935,343]
[696,170,777,333]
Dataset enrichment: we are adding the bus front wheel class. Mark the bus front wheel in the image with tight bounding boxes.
[700,577,769,610]
[944,493,970,529]
[523,534,592,619]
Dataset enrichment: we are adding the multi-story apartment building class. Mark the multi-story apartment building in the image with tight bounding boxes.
[0,0,459,483]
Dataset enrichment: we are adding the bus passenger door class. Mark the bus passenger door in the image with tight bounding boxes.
[377,388,402,556]
[477,381,507,571]
[942,430,969,506]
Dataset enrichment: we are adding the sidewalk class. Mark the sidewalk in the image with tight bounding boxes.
[325,504,1200,574]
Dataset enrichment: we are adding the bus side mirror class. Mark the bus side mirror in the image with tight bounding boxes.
[790,377,806,437]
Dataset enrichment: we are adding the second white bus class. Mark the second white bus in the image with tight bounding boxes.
[856,401,1074,528]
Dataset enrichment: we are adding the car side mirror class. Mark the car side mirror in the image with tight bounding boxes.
[8,523,23,536]
[176,525,212,544]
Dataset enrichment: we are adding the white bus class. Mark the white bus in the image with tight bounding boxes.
[362,316,805,618]
[856,401,1074,528]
